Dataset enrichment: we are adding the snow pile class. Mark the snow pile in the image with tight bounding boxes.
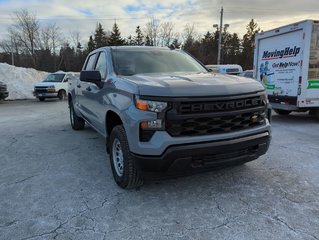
[0,63,48,100]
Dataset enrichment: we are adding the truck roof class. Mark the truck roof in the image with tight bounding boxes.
[256,19,319,36]
[96,46,171,51]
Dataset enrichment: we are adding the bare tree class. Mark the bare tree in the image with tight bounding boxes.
[41,25,51,51]
[182,23,197,42]
[40,22,62,70]
[0,40,12,54]
[70,30,81,49]
[159,21,175,47]
[144,16,160,46]
[46,23,62,55]
[8,9,40,66]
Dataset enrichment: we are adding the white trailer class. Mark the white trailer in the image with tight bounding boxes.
[253,20,319,118]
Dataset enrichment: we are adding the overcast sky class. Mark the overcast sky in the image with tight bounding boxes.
[0,0,319,46]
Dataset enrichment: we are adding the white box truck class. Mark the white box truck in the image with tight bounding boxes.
[253,20,319,119]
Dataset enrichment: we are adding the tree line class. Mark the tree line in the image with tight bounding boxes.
[0,9,261,72]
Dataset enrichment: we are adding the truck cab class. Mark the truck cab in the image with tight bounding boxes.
[34,71,79,101]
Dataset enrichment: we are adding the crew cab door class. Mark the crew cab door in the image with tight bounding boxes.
[78,51,108,134]
[77,52,98,122]
[83,51,108,133]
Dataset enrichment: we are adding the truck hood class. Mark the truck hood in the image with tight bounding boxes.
[123,72,265,97]
[34,82,56,87]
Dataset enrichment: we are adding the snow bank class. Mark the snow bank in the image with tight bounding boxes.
[0,63,48,100]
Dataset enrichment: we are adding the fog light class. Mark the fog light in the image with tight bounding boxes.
[140,120,163,129]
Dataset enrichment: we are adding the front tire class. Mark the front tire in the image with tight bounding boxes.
[274,109,291,115]
[109,125,143,189]
[69,100,85,130]
[39,97,45,102]
[58,90,66,100]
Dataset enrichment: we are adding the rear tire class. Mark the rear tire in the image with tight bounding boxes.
[109,125,143,189]
[39,97,45,102]
[69,100,85,130]
[58,90,66,100]
[274,109,291,115]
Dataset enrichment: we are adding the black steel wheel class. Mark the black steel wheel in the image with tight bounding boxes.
[274,109,291,115]
[109,125,143,189]
[69,100,85,130]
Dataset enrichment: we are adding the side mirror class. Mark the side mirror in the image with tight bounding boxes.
[80,70,102,85]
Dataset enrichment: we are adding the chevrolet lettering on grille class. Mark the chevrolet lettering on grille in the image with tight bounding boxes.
[179,98,263,113]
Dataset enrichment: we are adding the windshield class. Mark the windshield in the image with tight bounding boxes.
[43,73,65,82]
[112,49,207,76]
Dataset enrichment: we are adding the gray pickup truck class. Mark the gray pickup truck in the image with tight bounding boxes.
[68,46,271,189]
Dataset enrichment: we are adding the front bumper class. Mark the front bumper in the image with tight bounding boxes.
[33,92,58,98]
[133,132,270,173]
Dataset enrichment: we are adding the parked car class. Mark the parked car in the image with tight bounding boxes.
[0,81,9,100]
[239,70,254,79]
[205,64,243,75]
[33,71,79,101]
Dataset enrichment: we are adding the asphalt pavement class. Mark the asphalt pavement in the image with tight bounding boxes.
[0,99,318,240]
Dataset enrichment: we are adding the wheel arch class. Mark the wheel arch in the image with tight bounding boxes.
[68,93,72,103]
[105,110,123,153]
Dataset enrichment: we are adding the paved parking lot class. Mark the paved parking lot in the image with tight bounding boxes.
[0,100,319,240]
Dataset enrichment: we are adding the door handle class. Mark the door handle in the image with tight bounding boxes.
[86,87,92,91]
[77,84,81,88]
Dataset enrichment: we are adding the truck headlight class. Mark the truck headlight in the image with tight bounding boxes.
[261,91,269,104]
[135,98,167,112]
[260,92,271,122]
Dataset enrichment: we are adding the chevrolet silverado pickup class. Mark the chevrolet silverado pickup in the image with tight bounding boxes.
[68,46,271,189]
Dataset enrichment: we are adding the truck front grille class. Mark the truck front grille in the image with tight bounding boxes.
[165,95,266,137]
[34,87,48,93]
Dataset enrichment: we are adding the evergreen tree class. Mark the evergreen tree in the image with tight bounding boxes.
[76,42,82,54]
[241,19,260,69]
[126,35,134,45]
[182,34,195,54]
[227,33,241,63]
[199,31,215,64]
[86,35,95,53]
[144,35,152,46]
[108,22,125,46]
[58,43,76,71]
[94,23,108,48]
[134,26,144,45]
[169,38,181,49]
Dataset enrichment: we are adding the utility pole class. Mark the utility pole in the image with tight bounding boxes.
[217,7,223,65]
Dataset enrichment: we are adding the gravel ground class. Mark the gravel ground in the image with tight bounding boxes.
[0,100,318,240]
